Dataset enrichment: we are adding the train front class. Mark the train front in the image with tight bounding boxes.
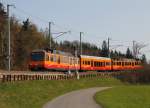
[29,50,46,71]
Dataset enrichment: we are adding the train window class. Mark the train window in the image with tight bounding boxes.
[60,56,63,63]
[76,59,79,65]
[106,62,110,66]
[96,62,98,67]
[46,55,49,61]
[50,55,53,62]
[127,62,129,66]
[106,62,108,66]
[103,62,105,67]
[61,56,65,63]
[74,59,76,64]
[139,62,141,65]
[77,60,78,64]
[113,62,116,65]
[63,57,66,63]
[85,61,87,65]
[138,62,140,65]
[53,55,57,62]
[114,62,116,65]
[70,58,73,65]
[58,56,60,64]
[132,62,134,66]
[102,62,104,67]
[62,57,64,63]
[88,61,90,65]
[83,61,84,65]
[113,62,115,65]
[87,61,89,65]
[74,59,76,65]
[100,62,102,67]
[91,61,93,67]
[117,62,119,65]
[122,62,124,66]
[94,62,96,67]
[72,58,74,65]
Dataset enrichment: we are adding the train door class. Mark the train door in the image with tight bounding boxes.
[58,56,60,64]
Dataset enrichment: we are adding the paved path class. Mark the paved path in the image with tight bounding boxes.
[43,87,111,108]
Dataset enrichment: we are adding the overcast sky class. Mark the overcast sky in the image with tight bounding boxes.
[1,0,150,60]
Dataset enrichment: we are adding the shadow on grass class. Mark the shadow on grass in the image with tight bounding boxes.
[114,64,150,84]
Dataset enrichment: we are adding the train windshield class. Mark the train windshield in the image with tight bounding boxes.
[31,52,44,61]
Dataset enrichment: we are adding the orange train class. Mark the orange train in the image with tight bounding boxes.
[29,49,143,71]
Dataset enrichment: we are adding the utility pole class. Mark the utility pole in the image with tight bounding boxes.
[75,49,79,80]
[49,22,52,49]
[7,4,15,72]
[79,32,83,72]
[108,37,110,58]
[80,32,83,55]
[133,40,136,58]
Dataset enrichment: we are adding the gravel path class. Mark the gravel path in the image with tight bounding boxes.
[43,87,111,108]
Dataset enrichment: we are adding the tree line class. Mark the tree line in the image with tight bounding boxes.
[0,3,146,70]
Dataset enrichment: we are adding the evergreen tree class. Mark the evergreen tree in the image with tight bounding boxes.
[126,48,133,58]
[100,40,108,57]
[0,3,7,69]
[141,54,147,64]
[13,19,46,69]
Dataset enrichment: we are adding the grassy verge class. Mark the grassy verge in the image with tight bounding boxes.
[0,78,122,108]
[95,85,150,108]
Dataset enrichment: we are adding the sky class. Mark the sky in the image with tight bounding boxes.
[1,0,150,60]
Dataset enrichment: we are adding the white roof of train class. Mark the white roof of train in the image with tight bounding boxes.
[80,55,111,60]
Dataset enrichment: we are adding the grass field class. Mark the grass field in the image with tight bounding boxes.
[0,78,122,108]
[95,85,150,108]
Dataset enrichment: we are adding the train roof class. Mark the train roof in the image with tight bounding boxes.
[32,49,46,53]
[80,55,111,60]
[32,49,74,56]
[112,58,140,62]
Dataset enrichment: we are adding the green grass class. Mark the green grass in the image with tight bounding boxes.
[0,78,122,108]
[95,85,150,108]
